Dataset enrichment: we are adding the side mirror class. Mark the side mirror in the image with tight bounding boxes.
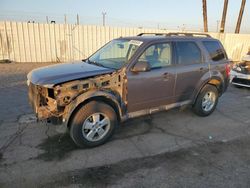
[131,61,151,72]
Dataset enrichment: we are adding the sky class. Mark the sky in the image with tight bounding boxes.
[0,0,249,33]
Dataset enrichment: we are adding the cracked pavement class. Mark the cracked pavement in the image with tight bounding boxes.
[0,63,250,187]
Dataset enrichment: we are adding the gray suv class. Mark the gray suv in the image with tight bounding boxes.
[27,32,230,147]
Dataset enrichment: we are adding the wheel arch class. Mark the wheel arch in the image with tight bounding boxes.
[64,90,123,129]
[192,76,224,105]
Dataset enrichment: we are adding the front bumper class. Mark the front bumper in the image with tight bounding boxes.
[230,70,250,88]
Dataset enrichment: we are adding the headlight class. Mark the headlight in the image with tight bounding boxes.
[27,79,30,86]
[232,64,241,72]
[236,67,242,72]
[54,86,61,96]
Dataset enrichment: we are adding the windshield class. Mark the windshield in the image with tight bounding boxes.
[88,39,142,69]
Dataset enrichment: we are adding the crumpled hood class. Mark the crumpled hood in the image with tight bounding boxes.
[27,61,114,87]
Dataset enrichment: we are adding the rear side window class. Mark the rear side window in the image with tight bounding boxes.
[203,41,226,61]
[176,42,202,65]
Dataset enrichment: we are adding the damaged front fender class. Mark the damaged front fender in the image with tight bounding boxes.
[63,90,124,127]
[28,67,127,125]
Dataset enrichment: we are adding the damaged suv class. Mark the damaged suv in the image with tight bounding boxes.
[27,32,230,147]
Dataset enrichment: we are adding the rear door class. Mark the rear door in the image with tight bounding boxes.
[202,40,229,72]
[202,40,229,90]
[174,41,209,101]
[126,42,176,112]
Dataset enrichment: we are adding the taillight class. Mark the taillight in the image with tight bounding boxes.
[225,64,230,77]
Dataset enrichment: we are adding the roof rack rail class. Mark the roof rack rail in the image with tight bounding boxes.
[137,33,167,36]
[166,32,211,38]
[137,32,211,38]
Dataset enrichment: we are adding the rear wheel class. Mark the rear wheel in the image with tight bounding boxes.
[69,101,117,148]
[193,84,218,117]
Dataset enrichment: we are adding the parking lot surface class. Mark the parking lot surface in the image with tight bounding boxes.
[0,62,250,187]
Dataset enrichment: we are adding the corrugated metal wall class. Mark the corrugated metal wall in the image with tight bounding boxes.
[0,21,250,62]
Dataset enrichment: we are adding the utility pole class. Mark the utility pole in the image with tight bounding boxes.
[202,0,208,32]
[77,14,80,25]
[235,0,246,33]
[181,24,186,32]
[46,16,49,24]
[64,14,67,24]
[220,0,228,33]
[102,12,107,26]
[216,20,220,32]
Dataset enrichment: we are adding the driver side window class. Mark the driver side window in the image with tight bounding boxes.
[138,43,172,69]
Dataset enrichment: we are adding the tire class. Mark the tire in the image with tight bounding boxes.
[193,84,219,117]
[69,101,118,148]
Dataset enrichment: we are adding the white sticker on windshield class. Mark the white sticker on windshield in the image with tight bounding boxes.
[129,40,143,46]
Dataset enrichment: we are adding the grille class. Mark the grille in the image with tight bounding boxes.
[232,78,250,86]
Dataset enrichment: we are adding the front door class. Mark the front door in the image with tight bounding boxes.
[126,42,176,113]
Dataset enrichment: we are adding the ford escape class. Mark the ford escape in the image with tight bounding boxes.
[27,32,230,147]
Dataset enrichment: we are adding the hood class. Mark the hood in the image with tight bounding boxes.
[27,61,114,87]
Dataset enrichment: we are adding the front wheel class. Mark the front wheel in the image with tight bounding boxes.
[193,84,219,117]
[69,101,118,148]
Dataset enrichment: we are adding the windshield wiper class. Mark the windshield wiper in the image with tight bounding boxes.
[88,60,104,67]
[86,58,118,70]
[86,59,113,69]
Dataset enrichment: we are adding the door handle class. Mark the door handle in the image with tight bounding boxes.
[163,72,169,77]
[199,67,207,72]
[162,72,170,81]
